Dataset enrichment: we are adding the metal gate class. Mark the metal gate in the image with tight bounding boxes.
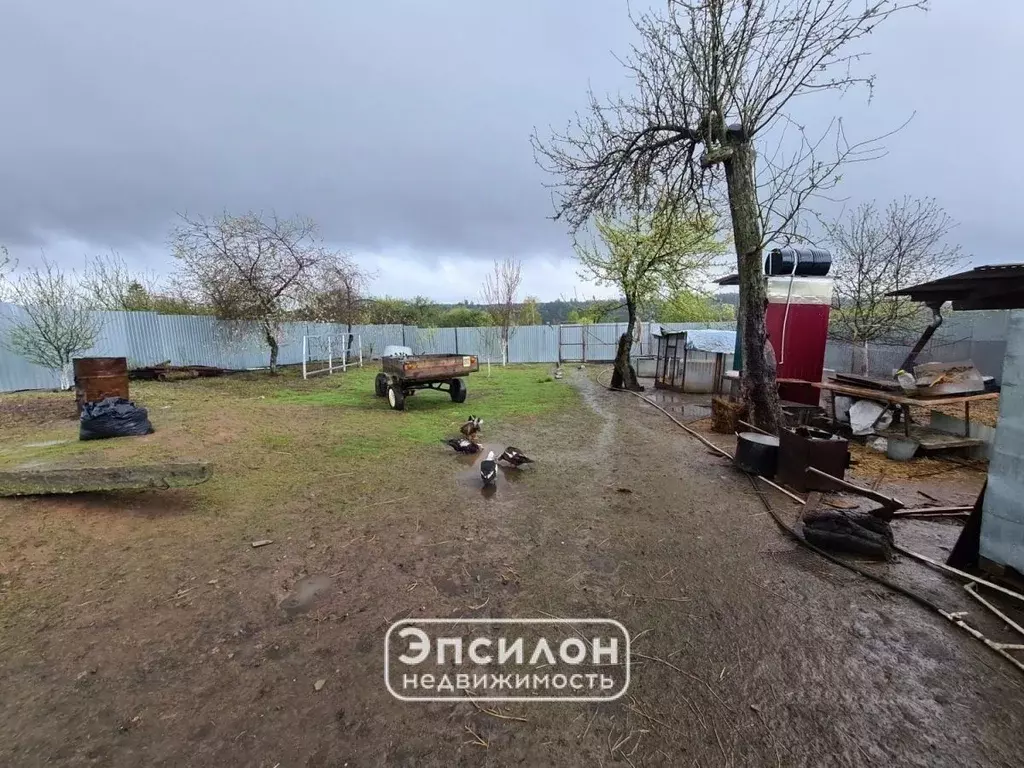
[558,323,646,363]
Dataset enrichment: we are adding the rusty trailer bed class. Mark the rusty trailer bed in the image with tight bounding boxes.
[376,354,479,410]
[381,354,479,381]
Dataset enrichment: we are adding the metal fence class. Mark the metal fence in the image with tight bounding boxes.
[982,308,1024,572]
[0,301,1012,392]
[824,310,1011,383]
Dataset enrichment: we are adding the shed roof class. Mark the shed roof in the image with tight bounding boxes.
[888,264,1024,310]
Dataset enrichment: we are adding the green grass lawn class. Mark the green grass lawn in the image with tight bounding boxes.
[0,364,580,510]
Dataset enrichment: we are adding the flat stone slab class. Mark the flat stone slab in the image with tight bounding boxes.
[0,462,211,497]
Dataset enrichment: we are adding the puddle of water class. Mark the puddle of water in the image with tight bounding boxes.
[451,443,529,499]
[21,439,72,449]
[278,574,332,617]
[644,392,712,420]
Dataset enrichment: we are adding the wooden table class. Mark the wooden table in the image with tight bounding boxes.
[811,380,998,438]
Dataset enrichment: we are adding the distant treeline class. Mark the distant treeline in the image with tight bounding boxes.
[356,294,734,326]
[99,286,735,327]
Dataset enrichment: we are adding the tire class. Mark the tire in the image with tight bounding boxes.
[387,385,406,411]
[449,378,467,403]
[374,373,388,397]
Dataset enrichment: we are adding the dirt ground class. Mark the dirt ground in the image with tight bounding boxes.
[2,369,1023,767]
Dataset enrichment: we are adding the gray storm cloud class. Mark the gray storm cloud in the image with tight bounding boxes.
[0,0,1020,280]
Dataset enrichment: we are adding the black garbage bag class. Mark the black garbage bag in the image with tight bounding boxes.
[79,397,155,441]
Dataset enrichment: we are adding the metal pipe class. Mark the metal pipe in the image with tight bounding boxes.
[894,545,1024,605]
[965,582,1024,640]
[899,301,944,372]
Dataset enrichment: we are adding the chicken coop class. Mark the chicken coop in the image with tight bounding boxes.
[653,329,736,395]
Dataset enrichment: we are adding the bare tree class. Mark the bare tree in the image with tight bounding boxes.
[480,257,523,365]
[81,252,161,311]
[532,0,924,431]
[825,196,962,374]
[304,255,373,357]
[171,211,337,374]
[575,201,726,389]
[1,258,104,389]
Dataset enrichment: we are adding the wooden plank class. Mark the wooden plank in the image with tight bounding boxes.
[805,467,905,509]
[834,372,902,391]
[0,462,211,497]
[811,380,998,407]
[800,491,822,524]
[891,506,974,516]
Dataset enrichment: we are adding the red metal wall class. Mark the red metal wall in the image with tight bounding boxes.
[765,280,832,406]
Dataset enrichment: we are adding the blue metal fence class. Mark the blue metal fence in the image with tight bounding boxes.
[2,302,1009,393]
[0,305,713,392]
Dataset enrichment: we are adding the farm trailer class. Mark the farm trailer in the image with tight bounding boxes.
[374,350,480,410]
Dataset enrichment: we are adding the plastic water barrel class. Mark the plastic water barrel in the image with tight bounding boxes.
[765,247,832,277]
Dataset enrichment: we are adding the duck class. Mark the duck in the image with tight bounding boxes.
[460,415,483,440]
[480,451,498,486]
[498,447,534,467]
[442,437,481,454]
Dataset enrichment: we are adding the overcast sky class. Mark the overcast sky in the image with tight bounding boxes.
[1,1,1020,302]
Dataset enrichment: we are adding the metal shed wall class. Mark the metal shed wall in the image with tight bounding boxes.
[981,309,1024,573]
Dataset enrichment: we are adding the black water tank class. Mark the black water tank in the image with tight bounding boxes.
[765,247,832,277]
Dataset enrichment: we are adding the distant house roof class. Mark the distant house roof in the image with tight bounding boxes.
[888,264,1024,310]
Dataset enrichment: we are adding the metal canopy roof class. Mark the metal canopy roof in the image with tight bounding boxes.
[888,264,1024,310]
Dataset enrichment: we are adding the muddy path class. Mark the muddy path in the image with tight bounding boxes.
[1,371,1023,767]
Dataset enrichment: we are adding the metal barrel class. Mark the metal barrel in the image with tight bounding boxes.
[73,357,129,412]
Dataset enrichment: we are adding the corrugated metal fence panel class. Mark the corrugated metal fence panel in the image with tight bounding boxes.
[824,336,1008,381]
[558,325,585,362]
[351,324,405,358]
[0,301,62,390]
[6,305,1010,392]
[413,327,457,355]
[82,311,131,358]
[508,325,559,363]
[981,308,1024,572]
[124,312,169,367]
[584,324,626,361]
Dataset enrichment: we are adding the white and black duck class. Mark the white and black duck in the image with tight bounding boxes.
[443,437,482,454]
[498,447,533,467]
[480,451,498,486]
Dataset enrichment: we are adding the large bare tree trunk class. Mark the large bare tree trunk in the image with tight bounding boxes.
[610,300,641,391]
[724,143,783,432]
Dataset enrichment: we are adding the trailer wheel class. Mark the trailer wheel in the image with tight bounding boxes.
[449,378,467,403]
[374,373,388,397]
[387,385,406,411]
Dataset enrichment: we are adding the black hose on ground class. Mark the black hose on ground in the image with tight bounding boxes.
[743,474,943,612]
[594,370,1024,674]
[593,369,943,611]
